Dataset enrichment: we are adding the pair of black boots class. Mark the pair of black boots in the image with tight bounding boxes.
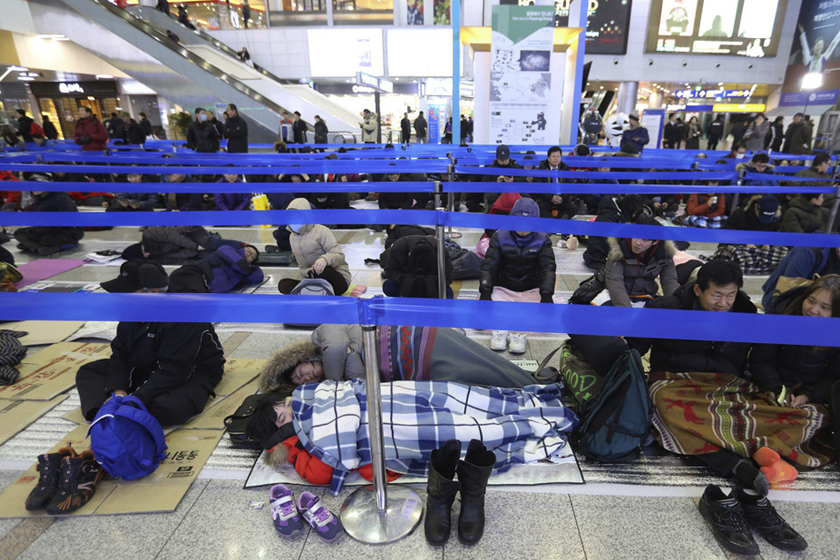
[424,439,495,546]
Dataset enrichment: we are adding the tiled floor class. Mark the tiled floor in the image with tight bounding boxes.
[0,220,836,560]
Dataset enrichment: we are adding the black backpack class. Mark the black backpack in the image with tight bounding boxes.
[574,348,651,462]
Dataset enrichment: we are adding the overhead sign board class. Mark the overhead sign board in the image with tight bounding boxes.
[674,88,755,99]
[356,72,394,94]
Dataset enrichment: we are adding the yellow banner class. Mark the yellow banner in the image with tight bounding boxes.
[713,104,766,113]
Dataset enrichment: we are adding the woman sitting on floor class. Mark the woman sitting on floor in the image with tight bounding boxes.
[278,198,351,296]
[261,324,541,389]
[750,275,840,457]
[604,217,678,307]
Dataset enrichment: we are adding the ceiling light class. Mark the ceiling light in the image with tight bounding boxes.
[27,73,38,77]
[8,65,28,72]
[17,76,35,81]
[717,82,723,86]
[96,74,114,80]
[599,86,604,89]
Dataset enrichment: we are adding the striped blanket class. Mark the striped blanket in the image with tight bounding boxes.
[650,372,834,468]
[291,380,579,494]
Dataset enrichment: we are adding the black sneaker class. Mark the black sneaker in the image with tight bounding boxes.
[46,450,104,515]
[25,445,77,511]
[735,488,808,552]
[698,485,759,556]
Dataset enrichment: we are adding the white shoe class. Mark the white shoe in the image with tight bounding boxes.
[508,333,527,354]
[490,330,508,351]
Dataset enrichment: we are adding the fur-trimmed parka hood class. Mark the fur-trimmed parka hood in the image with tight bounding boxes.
[259,339,320,393]
[606,236,676,263]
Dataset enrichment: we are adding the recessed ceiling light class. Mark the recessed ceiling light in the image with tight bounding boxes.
[17,76,35,81]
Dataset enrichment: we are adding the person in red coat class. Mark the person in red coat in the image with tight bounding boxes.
[74,107,109,151]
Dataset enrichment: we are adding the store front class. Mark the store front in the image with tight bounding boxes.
[29,81,123,140]
[315,82,420,143]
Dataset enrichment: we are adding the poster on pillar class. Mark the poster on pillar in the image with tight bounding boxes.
[489,5,556,145]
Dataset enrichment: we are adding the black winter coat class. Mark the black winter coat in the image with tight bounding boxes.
[125,120,146,145]
[186,121,220,153]
[32,192,84,242]
[725,197,780,232]
[780,196,826,233]
[628,283,757,377]
[105,321,225,406]
[748,293,840,403]
[582,196,624,270]
[16,116,34,143]
[480,230,556,297]
[384,235,453,290]
[224,115,249,153]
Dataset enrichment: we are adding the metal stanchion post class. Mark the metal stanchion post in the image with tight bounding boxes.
[434,180,442,210]
[340,325,423,544]
[435,207,447,299]
[447,160,455,237]
[825,165,840,233]
[731,169,745,214]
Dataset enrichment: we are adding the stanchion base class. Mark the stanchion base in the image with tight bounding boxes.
[340,485,424,545]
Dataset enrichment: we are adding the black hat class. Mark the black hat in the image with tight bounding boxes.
[101,259,143,293]
[756,195,779,224]
[168,264,211,293]
[101,260,168,293]
[138,263,168,290]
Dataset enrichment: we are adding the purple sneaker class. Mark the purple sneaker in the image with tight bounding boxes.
[297,491,343,542]
[269,484,304,538]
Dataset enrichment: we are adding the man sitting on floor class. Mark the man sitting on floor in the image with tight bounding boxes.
[77,263,225,425]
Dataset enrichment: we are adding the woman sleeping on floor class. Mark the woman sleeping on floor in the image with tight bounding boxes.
[261,324,546,389]
[245,378,579,494]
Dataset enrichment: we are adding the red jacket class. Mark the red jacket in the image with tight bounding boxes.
[687,193,725,218]
[278,436,402,486]
[74,117,109,151]
[0,171,20,205]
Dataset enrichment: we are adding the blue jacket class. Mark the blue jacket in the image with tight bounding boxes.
[214,178,250,211]
[620,126,650,154]
[202,245,264,293]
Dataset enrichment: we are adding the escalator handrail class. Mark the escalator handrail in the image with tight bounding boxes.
[80,0,292,126]
[126,5,292,89]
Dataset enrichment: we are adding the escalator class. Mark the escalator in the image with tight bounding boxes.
[27,0,361,143]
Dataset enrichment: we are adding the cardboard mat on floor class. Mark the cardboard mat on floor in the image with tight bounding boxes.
[244,445,584,489]
[0,342,110,401]
[61,358,266,428]
[0,423,223,518]
[0,395,68,446]
[0,321,86,346]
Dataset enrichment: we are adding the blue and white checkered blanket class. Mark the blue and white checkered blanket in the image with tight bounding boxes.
[291,380,579,494]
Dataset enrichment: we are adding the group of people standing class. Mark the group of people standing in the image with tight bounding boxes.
[664,112,813,155]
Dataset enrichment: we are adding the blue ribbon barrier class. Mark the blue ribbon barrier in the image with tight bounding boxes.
[3,209,839,248]
[2,180,437,194]
[0,292,360,324]
[442,182,834,195]
[453,167,739,181]
[744,172,839,183]
[0,161,450,175]
[1,293,837,348]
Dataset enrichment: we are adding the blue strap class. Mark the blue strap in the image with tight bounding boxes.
[3,180,437,194]
[4,209,836,248]
[1,293,837,347]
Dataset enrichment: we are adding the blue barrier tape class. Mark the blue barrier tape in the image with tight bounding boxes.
[744,172,839,183]
[0,292,360,324]
[442,182,835,195]
[2,209,839,248]
[0,162,450,175]
[3,180,438,194]
[0,293,836,347]
[452,167,738,181]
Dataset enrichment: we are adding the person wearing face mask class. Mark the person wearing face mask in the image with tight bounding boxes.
[277,198,351,295]
[604,217,678,307]
[185,107,220,153]
[724,143,747,160]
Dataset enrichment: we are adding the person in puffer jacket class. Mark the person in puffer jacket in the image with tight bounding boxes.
[201,244,264,293]
[479,197,556,354]
[278,198,352,295]
[604,217,679,307]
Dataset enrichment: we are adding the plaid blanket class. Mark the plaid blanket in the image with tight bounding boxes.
[291,380,579,494]
[713,244,789,275]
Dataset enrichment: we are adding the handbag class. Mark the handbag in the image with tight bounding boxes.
[224,391,288,446]
[568,268,606,305]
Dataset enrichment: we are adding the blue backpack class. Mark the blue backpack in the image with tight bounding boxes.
[574,348,651,462]
[89,394,168,480]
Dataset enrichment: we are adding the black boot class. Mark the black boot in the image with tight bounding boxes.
[456,439,496,546]
[424,439,461,546]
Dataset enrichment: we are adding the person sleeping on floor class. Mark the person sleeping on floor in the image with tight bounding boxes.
[244,378,578,493]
